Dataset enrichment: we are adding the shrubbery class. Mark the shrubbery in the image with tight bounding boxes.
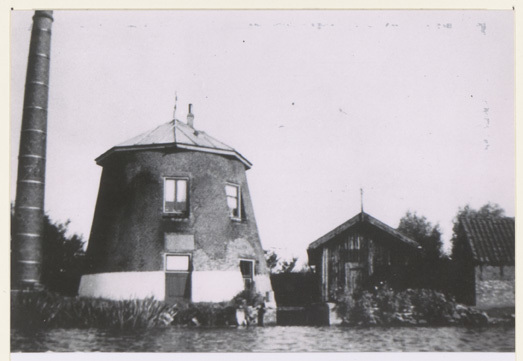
[11,289,267,330]
[337,284,489,326]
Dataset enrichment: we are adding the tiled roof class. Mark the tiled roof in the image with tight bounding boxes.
[460,216,515,265]
[95,119,252,168]
[308,212,419,251]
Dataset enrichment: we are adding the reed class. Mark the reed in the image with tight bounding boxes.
[11,291,252,330]
[11,291,177,330]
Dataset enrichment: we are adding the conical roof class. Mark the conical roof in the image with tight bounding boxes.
[96,119,252,168]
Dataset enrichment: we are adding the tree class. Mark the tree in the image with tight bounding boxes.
[264,250,299,274]
[397,211,444,261]
[280,257,298,273]
[397,211,449,291]
[264,250,279,273]
[11,205,86,295]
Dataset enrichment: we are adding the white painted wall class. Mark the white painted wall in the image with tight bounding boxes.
[254,274,276,304]
[78,271,165,300]
[78,271,275,304]
[191,271,244,302]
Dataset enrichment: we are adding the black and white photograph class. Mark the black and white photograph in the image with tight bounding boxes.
[9,8,515,355]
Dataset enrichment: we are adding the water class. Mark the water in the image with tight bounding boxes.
[11,325,514,352]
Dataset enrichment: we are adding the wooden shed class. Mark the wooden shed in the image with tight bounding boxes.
[308,211,420,302]
[79,106,274,305]
[452,216,514,309]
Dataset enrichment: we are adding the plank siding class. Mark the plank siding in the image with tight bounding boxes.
[308,212,419,302]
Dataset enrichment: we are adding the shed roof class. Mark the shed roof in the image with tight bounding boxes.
[308,212,419,251]
[460,216,515,265]
[95,119,252,168]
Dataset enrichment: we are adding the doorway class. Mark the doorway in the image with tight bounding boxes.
[165,254,191,303]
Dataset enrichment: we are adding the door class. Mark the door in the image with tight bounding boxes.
[346,264,364,296]
[165,254,191,303]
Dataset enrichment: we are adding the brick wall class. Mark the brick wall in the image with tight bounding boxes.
[86,149,268,276]
[475,265,514,309]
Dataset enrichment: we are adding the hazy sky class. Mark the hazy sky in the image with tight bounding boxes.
[10,10,514,263]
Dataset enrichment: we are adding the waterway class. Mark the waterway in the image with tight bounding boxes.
[11,325,514,352]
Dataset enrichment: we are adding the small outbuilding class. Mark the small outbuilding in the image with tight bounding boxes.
[452,216,515,309]
[307,211,420,302]
[79,106,274,305]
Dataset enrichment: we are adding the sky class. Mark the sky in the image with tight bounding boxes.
[10,10,514,264]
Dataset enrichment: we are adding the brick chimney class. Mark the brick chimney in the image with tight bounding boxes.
[13,10,54,290]
[187,104,194,128]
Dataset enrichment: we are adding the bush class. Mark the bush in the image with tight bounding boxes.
[231,288,265,308]
[337,284,469,326]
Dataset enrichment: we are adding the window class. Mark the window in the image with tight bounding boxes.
[225,184,241,219]
[164,178,188,215]
[165,254,190,271]
[239,259,254,290]
[346,236,361,263]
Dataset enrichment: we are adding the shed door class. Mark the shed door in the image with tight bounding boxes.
[346,264,363,296]
[165,254,191,303]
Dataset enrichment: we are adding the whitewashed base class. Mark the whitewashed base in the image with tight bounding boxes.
[78,271,165,300]
[78,271,274,304]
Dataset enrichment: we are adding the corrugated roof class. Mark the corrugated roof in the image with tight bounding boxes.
[95,119,252,168]
[460,216,515,265]
[308,212,419,251]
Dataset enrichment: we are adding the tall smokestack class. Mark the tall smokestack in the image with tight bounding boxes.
[13,10,54,290]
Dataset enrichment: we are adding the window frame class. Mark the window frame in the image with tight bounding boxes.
[164,253,191,273]
[239,259,255,290]
[225,182,242,221]
[163,177,189,216]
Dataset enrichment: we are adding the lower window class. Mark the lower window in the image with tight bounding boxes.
[239,259,254,290]
[165,255,190,271]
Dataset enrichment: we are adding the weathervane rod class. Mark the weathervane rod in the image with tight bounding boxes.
[360,188,364,213]
[173,91,178,120]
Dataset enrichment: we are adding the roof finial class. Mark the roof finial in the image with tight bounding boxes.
[173,92,178,120]
[360,188,364,213]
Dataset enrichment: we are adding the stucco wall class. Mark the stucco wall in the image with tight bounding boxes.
[475,265,514,309]
[191,271,244,302]
[86,149,268,276]
[78,270,275,304]
[78,272,165,300]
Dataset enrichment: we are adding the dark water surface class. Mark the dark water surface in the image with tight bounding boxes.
[11,325,514,352]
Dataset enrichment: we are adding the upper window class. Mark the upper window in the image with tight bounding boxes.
[225,184,241,219]
[346,235,361,263]
[164,178,188,215]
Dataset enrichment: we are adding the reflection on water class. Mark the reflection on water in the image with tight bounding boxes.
[11,325,514,352]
